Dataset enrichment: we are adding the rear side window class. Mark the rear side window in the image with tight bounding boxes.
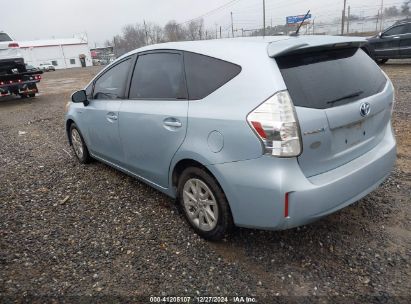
[0,33,12,42]
[129,52,186,99]
[276,48,387,109]
[184,52,241,100]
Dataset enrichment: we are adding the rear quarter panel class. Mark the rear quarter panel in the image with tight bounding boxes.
[170,45,287,183]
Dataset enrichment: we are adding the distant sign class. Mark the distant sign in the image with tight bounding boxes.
[286,14,312,25]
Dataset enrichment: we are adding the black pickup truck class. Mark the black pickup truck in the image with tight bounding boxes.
[364,20,411,64]
[0,31,42,98]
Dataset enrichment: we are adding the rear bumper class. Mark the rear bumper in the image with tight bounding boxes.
[207,124,396,230]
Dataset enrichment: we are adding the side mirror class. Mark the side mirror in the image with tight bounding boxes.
[378,32,383,38]
[71,90,89,106]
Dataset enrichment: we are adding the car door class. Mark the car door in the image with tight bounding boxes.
[373,25,404,58]
[399,23,411,58]
[119,51,188,188]
[84,56,134,165]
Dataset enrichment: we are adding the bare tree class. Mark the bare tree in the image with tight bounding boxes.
[187,19,204,40]
[401,1,410,14]
[145,22,164,44]
[164,21,187,42]
[384,6,400,17]
[110,18,217,57]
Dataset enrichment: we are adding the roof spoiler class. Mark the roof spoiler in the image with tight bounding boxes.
[268,36,367,57]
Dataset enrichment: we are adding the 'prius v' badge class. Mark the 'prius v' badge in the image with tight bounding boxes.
[360,102,371,117]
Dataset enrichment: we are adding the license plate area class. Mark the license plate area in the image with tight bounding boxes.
[331,119,369,152]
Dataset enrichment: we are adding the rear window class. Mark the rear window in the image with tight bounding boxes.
[276,48,387,109]
[0,33,12,42]
[184,52,241,100]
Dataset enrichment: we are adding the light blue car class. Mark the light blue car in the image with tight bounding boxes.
[66,36,396,240]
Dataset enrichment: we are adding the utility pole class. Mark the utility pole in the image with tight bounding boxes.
[263,0,266,36]
[242,28,244,37]
[341,0,347,35]
[347,6,351,34]
[220,26,222,38]
[231,12,234,38]
[312,18,315,35]
[380,0,384,31]
[376,10,380,32]
[143,20,148,45]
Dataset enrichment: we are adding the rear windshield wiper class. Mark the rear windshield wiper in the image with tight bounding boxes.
[326,90,363,105]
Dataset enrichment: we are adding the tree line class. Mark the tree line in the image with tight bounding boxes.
[107,19,211,57]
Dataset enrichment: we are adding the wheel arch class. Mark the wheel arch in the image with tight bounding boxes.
[361,46,371,56]
[171,158,215,192]
[170,157,235,228]
[66,118,75,145]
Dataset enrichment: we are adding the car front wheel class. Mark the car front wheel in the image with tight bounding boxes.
[70,123,91,164]
[177,167,233,240]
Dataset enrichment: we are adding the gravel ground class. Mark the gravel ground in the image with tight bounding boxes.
[0,62,410,303]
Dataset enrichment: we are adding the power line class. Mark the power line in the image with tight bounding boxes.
[178,0,243,25]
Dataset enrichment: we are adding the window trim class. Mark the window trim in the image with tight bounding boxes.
[182,50,242,101]
[91,54,136,100]
[127,49,189,101]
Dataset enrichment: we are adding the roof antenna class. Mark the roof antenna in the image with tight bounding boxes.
[290,10,310,36]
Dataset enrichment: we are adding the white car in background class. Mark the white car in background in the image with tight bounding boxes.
[39,63,56,72]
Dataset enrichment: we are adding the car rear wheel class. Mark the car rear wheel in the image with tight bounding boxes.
[70,123,91,164]
[177,167,233,240]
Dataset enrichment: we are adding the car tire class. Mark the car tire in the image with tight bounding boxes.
[69,123,91,164]
[177,167,233,241]
[376,58,388,64]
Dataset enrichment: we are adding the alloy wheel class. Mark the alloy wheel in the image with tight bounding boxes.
[71,128,84,159]
[183,178,219,232]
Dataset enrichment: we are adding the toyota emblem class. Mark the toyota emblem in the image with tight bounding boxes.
[360,102,371,117]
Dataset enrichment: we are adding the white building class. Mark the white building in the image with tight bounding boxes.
[19,38,92,69]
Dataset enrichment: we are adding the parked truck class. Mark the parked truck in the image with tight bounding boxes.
[0,31,42,98]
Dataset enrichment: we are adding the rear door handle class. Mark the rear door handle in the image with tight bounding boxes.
[163,118,182,128]
[106,112,118,121]
[393,36,400,39]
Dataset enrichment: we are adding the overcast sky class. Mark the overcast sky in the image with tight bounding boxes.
[1,0,404,46]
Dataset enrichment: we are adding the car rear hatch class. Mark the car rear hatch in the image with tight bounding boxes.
[269,36,393,177]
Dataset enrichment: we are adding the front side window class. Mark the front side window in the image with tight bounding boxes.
[52,61,58,66]
[70,59,76,64]
[85,82,93,99]
[93,58,131,100]
[384,25,405,36]
[129,53,186,99]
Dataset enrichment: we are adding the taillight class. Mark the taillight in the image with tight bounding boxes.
[8,43,19,48]
[247,90,302,157]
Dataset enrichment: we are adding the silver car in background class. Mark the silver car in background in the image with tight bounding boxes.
[66,36,396,240]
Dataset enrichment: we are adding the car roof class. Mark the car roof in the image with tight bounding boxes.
[117,35,366,63]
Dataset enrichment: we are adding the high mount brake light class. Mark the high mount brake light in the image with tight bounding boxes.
[247,90,302,157]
